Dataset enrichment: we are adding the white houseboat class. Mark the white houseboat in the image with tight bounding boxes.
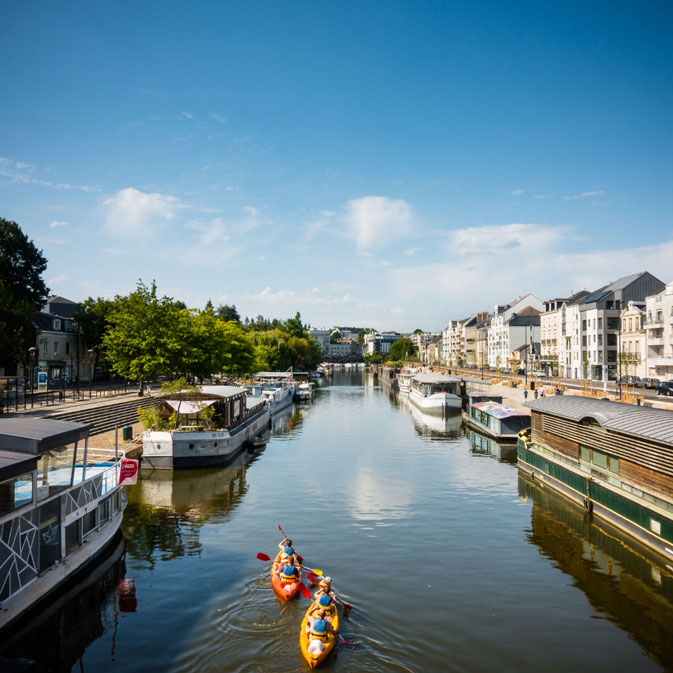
[142,385,270,469]
[409,373,462,415]
[464,391,531,440]
[0,418,133,630]
[246,378,294,415]
[397,367,420,395]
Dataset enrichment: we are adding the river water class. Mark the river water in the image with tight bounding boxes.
[3,370,673,672]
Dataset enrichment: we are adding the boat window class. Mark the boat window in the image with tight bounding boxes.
[82,509,98,538]
[99,495,114,524]
[0,471,33,515]
[65,519,81,554]
[580,446,590,463]
[608,456,620,475]
[35,446,80,500]
[38,498,61,572]
[592,450,607,469]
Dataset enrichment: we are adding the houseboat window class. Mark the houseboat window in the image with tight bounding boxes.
[592,449,607,469]
[608,456,620,474]
[65,519,81,554]
[650,519,661,535]
[0,472,33,515]
[35,446,79,500]
[580,446,591,463]
[99,495,114,524]
[82,509,98,538]
[38,498,61,572]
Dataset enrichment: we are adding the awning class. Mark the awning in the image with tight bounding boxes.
[164,399,217,414]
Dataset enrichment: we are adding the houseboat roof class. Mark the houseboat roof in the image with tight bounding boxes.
[459,376,492,385]
[473,401,529,419]
[0,450,38,481]
[527,396,673,447]
[256,371,306,379]
[0,418,92,455]
[163,386,247,400]
[412,373,461,384]
[468,391,503,402]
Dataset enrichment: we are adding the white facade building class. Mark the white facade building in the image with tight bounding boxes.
[645,281,673,380]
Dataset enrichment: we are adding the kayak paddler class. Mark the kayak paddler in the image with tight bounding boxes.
[310,593,336,617]
[279,560,300,583]
[278,538,297,564]
[306,608,336,642]
[313,576,335,600]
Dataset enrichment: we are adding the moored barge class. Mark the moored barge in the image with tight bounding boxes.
[464,391,530,440]
[518,396,673,562]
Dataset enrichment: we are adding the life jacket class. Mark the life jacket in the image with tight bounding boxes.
[280,565,298,582]
[316,595,335,615]
[309,618,329,641]
[284,546,294,556]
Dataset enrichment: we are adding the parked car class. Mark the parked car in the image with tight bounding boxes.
[642,377,661,389]
[656,381,673,396]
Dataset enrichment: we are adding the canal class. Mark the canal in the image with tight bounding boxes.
[2,370,673,672]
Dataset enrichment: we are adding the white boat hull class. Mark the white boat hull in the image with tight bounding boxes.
[409,389,461,415]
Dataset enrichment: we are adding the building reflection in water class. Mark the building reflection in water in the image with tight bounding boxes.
[467,428,518,464]
[519,475,673,669]
[0,534,127,672]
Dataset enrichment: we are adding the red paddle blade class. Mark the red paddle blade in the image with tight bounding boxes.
[297,555,304,564]
[277,523,284,534]
[256,552,271,562]
[307,572,318,584]
[298,583,311,599]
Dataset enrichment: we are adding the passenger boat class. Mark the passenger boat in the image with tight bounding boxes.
[296,382,314,401]
[141,385,270,469]
[463,391,530,440]
[409,373,462,415]
[299,598,340,667]
[397,366,420,395]
[0,418,135,630]
[271,551,302,600]
[246,378,294,415]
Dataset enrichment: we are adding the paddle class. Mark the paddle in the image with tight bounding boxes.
[256,553,324,577]
[298,583,312,599]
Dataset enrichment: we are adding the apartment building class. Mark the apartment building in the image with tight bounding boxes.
[363,331,403,356]
[617,301,647,379]
[580,272,664,381]
[645,281,673,381]
[308,328,331,356]
[487,294,544,368]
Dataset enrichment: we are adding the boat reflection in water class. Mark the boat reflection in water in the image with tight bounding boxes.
[123,451,254,567]
[519,474,673,669]
[467,428,518,464]
[408,400,462,440]
[268,403,307,437]
[0,534,127,671]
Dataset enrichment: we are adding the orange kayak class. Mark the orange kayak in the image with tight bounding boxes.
[299,598,340,668]
[271,551,302,601]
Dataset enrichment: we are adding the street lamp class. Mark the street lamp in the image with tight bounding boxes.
[28,346,37,408]
[88,348,94,398]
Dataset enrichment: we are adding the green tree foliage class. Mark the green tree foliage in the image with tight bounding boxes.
[389,337,416,361]
[102,281,185,388]
[284,311,305,338]
[74,297,117,349]
[215,304,241,323]
[0,218,49,367]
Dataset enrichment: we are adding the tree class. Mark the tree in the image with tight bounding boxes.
[74,297,117,377]
[215,304,240,324]
[285,311,305,338]
[0,219,50,370]
[102,280,184,391]
[389,337,416,361]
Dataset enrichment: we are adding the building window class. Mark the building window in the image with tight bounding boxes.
[582,320,587,331]
[43,341,48,355]
[598,335,602,346]
[66,342,71,355]
[598,318,602,329]
[648,312,652,323]
[657,310,663,322]
[598,351,603,362]
[54,342,59,355]
[53,319,61,330]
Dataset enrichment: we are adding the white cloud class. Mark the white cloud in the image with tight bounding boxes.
[563,190,605,201]
[49,220,68,229]
[533,193,555,199]
[181,111,193,119]
[511,189,525,195]
[49,273,68,285]
[0,156,99,192]
[403,247,420,256]
[102,187,182,239]
[449,223,569,256]
[344,196,414,250]
[209,113,227,123]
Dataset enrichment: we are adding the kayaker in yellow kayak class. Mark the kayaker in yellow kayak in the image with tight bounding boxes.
[313,577,335,600]
[310,593,336,617]
[305,608,337,641]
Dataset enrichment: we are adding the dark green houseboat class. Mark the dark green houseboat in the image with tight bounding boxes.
[518,396,673,562]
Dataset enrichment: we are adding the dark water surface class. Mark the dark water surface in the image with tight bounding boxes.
[3,371,673,672]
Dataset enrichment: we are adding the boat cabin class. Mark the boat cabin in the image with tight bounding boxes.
[467,399,530,439]
[0,419,126,625]
[159,385,264,431]
[411,373,461,396]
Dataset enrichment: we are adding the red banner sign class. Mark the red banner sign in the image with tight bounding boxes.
[119,458,139,485]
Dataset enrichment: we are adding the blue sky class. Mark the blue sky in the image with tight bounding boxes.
[2,1,672,331]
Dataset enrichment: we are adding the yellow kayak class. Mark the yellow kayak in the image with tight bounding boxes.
[299,597,339,668]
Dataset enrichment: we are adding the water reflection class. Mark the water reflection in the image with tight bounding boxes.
[468,428,518,464]
[402,395,462,440]
[0,534,126,672]
[123,452,252,568]
[519,475,673,669]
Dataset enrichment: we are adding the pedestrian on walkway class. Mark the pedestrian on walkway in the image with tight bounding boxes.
[523,388,528,401]
[534,389,539,400]
[540,388,545,398]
